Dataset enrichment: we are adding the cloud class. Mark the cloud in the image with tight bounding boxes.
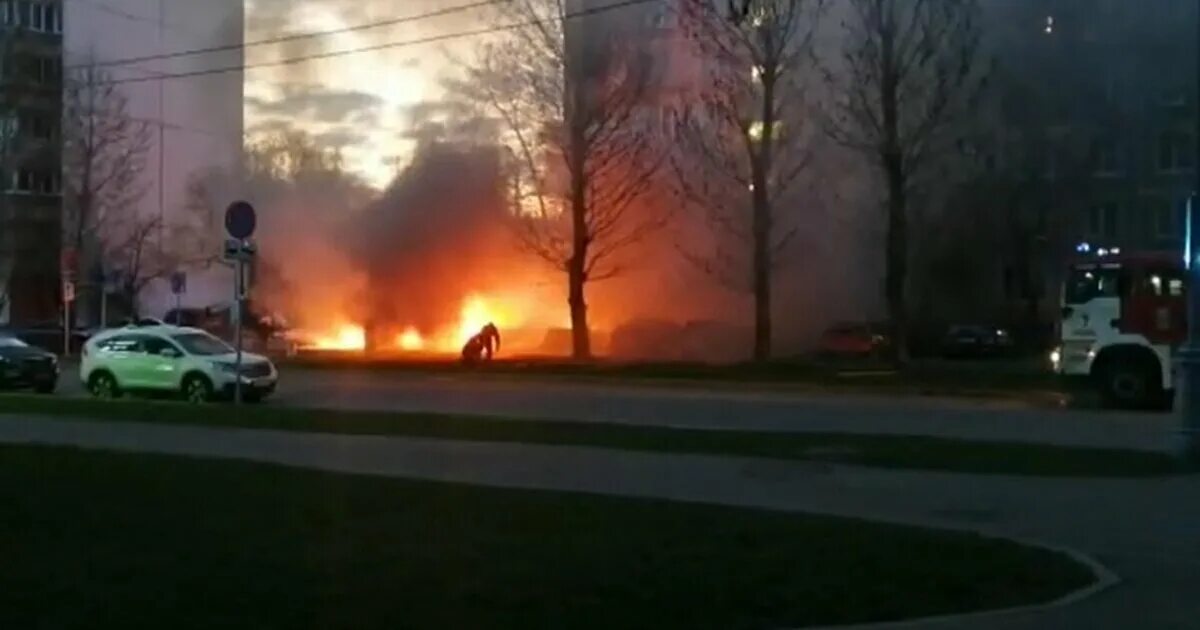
[246,84,384,124]
[350,108,380,127]
[314,128,368,149]
[246,118,297,137]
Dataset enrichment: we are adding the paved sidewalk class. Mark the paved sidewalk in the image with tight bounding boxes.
[2,415,1198,628]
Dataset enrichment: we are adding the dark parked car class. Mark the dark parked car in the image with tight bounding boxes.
[941,325,1014,358]
[0,334,59,393]
[6,321,92,354]
[818,322,890,358]
[162,308,221,329]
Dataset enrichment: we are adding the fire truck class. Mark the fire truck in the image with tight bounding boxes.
[1052,245,1187,408]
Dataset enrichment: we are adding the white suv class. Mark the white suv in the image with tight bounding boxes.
[81,325,278,403]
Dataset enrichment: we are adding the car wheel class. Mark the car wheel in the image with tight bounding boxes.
[1100,361,1159,409]
[33,381,56,395]
[182,374,214,404]
[88,372,120,400]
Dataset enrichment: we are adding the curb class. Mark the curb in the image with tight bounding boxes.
[800,531,1118,630]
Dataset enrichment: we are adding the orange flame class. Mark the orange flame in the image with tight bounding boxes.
[307,323,366,351]
[302,291,555,354]
[396,326,425,351]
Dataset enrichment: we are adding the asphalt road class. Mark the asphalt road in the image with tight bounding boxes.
[59,366,1178,451]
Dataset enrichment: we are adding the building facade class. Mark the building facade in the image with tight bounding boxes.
[64,0,244,321]
[984,0,1197,255]
[907,0,1197,340]
[0,0,64,324]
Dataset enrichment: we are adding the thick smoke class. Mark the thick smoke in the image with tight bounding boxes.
[350,142,520,348]
[240,0,883,361]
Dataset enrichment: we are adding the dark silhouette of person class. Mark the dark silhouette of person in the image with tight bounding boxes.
[461,322,501,364]
[480,322,500,359]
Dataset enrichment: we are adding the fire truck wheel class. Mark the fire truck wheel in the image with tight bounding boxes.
[1097,356,1162,409]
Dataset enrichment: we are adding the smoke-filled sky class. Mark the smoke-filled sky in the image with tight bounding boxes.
[237,0,882,358]
[245,0,493,188]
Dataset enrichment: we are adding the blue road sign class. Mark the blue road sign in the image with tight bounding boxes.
[224,201,257,240]
[170,271,187,295]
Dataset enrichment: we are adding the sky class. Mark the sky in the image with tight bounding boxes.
[244,0,494,188]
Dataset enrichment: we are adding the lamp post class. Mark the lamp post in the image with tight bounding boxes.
[1181,0,1200,462]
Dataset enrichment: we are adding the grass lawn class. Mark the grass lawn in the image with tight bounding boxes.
[0,395,1183,477]
[0,444,1095,630]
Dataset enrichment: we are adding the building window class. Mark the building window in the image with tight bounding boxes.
[46,2,59,33]
[27,55,59,84]
[9,169,58,195]
[0,113,18,142]
[22,112,52,140]
[1093,138,1120,176]
[1158,132,1194,172]
[1152,198,1181,238]
[26,0,42,31]
[4,2,59,32]
[1087,203,1118,239]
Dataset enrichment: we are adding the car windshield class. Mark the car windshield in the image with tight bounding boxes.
[1065,266,1123,304]
[171,332,233,356]
[0,336,28,348]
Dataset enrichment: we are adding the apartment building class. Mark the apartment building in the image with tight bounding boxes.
[0,0,63,323]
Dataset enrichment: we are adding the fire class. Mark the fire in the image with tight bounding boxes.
[301,291,555,355]
[454,294,512,348]
[396,326,425,351]
[308,323,366,351]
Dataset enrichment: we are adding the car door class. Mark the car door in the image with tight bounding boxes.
[138,335,185,390]
[97,335,146,388]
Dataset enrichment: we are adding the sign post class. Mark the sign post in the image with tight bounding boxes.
[60,248,77,357]
[170,271,187,324]
[62,280,74,356]
[224,201,257,405]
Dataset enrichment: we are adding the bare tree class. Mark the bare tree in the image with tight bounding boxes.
[821,0,984,363]
[182,127,373,319]
[673,0,822,361]
[61,59,152,317]
[100,214,166,316]
[456,0,667,359]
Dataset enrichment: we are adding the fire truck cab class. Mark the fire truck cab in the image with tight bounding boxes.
[1053,246,1186,408]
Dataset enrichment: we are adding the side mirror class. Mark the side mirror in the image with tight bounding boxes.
[160,348,181,359]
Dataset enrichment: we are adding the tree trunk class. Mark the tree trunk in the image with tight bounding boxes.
[752,195,771,362]
[751,65,777,363]
[879,6,909,366]
[567,133,591,361]
[568,257,590,360]
[883,158,909,364]
[563,23,591,362]
[568,161,591,360]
